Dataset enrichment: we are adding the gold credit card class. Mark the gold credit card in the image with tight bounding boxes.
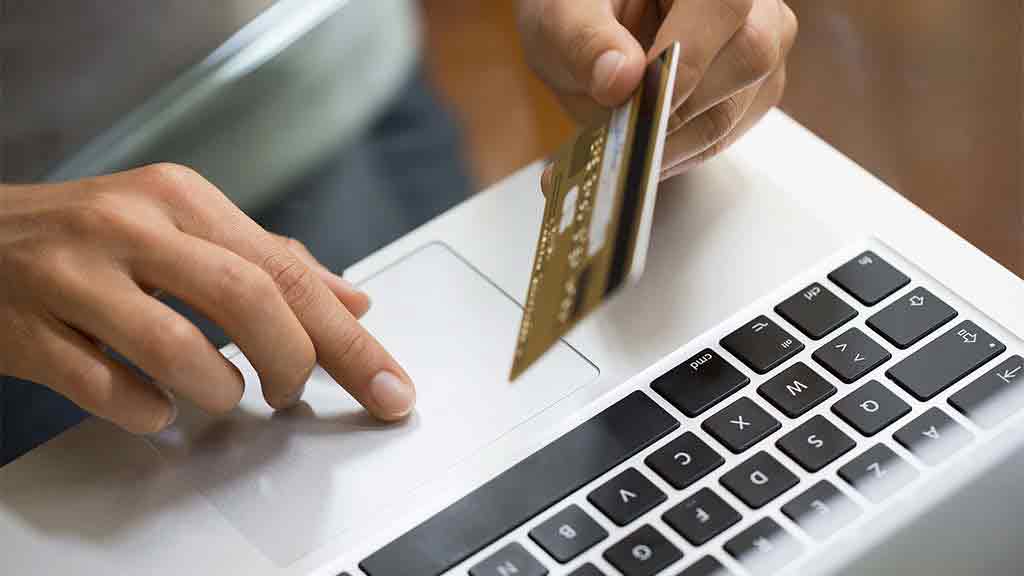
[510,43,680,380]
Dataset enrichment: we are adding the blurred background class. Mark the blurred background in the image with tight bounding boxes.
[421,0,1022,275]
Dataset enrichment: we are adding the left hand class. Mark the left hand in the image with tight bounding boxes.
[520,0,797,179]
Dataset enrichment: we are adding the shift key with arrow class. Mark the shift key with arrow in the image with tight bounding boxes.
[888,320,1005,400]
[588,468,666,526]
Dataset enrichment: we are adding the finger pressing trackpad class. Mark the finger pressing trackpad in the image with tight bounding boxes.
[149,242,598,566]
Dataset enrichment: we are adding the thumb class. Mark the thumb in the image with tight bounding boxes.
[524,1,646,107]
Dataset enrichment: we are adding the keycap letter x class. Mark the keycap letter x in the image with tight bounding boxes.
[730,416,750,430]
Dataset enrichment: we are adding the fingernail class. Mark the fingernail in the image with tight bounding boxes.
[283,381,306,407]
[592,50,625,96]
[163,402,178,428]
[369,371,415,419]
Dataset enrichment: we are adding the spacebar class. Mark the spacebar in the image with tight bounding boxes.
[360,391,679,576]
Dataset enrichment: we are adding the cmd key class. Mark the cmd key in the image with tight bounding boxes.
[888,320,1005,400]
[652,348,749,417]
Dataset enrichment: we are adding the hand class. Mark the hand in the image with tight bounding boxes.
[520,0,797,179]
[0,164,415,434]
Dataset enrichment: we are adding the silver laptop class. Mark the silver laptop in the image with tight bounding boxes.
[4,2,1024,575]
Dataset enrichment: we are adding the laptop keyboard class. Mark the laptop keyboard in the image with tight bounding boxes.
[356,245,1023,576]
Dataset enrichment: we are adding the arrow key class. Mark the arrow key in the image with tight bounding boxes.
[813,327,891,383]
[867,287,957,349]
[588,468,666,526]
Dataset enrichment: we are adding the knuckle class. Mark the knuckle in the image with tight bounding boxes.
[781,4,798,53]
[217,258,280,311]
[733,22,780,82]
[137,162,213,212]
[146,315,202,372]
[263,251,319,313]
[700,97,742,146]
[719,0,756,21]
[336,324,375,371]
[69,360,114,411]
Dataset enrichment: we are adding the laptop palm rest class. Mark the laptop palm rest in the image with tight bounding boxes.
[149,242,598,566]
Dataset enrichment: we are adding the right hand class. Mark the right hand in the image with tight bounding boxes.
[0,163,416,434]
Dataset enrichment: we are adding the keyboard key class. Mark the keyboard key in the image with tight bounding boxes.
[360,392,678,576]
[832,380,911,436]
[758,362,836,418]
[775,282,857,340]
[887,320,1006,400]
[469,542,547,576]
[721,316,804,374]
[812,327,891,383]
[893,407,973,465]
[677,556,732,576]
[568,563,605,576]
[603,525,683,576]
[724,517,802,574]
[781,480,860,540]
[720,451,798,509]
[645,432,724,490]
[828,251,909,306]
[652,348,750,417]
[949,355,1024,428]
[588,468,666,526]
[662,488,741,545]
[702,397,781,453]
[838,444,918,503]
[776,415,856,472]
[867,287,957,349]
[529,505,607,563]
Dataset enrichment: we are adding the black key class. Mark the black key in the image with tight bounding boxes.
[782,480,860,540]
[776,415,855,472]
[645,432,724,490]
[724,517,802,574]
[887,320,1006,400]
[838,444,918,503]
[528,505,607,563]
[832,380,911,436]
[662,488,741,545]
[867,287,957,349]
[603,525,683,576]
[828,251,909,306]
[721,316,804,374]
[758,362,836,418]
[702,397,781,453]
[588,468,666,526]
[949,355,1024,428]
[469,542,547,576]
[775,282,857,340]
[676,556,732,576]
[568,563,605,576]
[720,451,799,509]
[812,327,891,383]
[893,407,973,465]
[653,348,750,417]
[359,392,678,576]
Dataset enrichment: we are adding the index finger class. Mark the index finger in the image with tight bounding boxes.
[649,0,755,110]
[144,165,416,420]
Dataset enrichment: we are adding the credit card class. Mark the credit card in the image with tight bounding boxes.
[510,42,680,380]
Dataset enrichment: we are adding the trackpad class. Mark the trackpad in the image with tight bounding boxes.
[149,243,598,566]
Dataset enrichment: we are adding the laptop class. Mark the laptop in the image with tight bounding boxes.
[4,2,1024,575]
